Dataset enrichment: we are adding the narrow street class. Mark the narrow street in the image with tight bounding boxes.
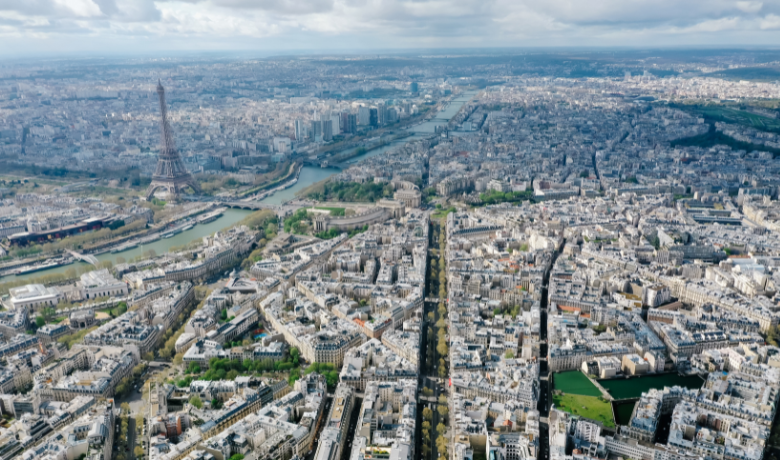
[340,398,362,460]
[128,417,137,460]
[416,218,446,460]
[537,239,564,460]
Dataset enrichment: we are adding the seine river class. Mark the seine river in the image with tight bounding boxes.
[0,91,477,283]
[0,208,253,283]
[260,91,478,205]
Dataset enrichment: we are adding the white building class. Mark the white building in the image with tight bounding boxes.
[6,284,63,310]
[77,269,128,300]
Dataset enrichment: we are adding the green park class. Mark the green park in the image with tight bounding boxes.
[552,371,615,428]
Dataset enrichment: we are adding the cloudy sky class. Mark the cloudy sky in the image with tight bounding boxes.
[2,0,780,56]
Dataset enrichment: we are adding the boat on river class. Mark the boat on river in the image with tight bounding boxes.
[16,259,67,275]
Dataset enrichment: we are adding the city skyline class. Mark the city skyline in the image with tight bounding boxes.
[3,18,780,460]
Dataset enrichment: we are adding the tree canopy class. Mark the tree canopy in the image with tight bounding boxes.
[307,180,394,203]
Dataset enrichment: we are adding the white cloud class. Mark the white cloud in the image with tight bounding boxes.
[760,13,780,29]
[2,0,780,53]
[736,1,763,13]
[673,16,745,33]
[53,0,102,18]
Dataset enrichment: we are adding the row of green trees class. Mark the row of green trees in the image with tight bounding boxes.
[33,306,59,329]
[304,362,339,387]
[236,209,278,232]
[181,349,303,386]
[306,180,394,203]
[145,286,212,365]
[283,208,311,234]
[116,404,131,455]
[114,362,148,397]
[49,219,148,253]
[57,325,99,350]
[436,223,449,379]
[422,187,437,204]
[478,189,534,206]
[315,224,369,240]
[239,213,280,269]
[421,407,433,458]
[766,326,780,347]
[188,395,226,410]
[117,401,144,459]
[421,402,450,459]
[431,205,456,220]
[157,295,203,361]
[492,304,523,320]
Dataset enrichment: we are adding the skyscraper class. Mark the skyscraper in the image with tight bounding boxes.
[341,113,357,134]
[369,108,378,127]
[322,119,333,141]
[294,119,307,141]
[377,103,388,125]
[330,114,341,136]
[410,82,419,93]
[357,107,370,126]
[146,81,200,200]
[387,107,398,124]
[310,120,322,142]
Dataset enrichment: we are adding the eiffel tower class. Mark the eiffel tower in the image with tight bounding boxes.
[146,80,200,200]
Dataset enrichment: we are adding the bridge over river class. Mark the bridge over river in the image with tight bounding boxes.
[66,249,99,266]
[222,201,280,211]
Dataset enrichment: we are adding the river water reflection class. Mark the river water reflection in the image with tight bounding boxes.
[260,91,478,205]
[0,208,253,283]
[1,91,478,283]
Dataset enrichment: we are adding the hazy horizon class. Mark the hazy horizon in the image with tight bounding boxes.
[5,45,780,63]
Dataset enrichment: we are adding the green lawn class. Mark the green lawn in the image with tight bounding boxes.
[599,374,704,400]
[700,106,780,130]
[671,125,780,157]
[553,393,615,428]
[704,66,780,82]
[553,371,602,396]
[670,103,780,133]
[97,302,128,318]
[432,206,456,220]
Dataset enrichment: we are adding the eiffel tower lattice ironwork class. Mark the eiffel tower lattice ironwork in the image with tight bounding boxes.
[146,80,200,200]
